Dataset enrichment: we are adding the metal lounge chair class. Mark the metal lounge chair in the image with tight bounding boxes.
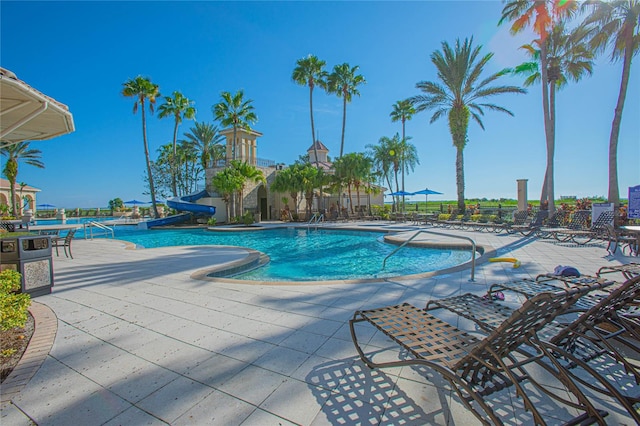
[350,284,608,425]
[543,210,591,242]
[424,275,640,422]
[507,210,548,236]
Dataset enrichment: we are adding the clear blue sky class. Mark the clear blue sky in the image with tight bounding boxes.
[2,1,638,208]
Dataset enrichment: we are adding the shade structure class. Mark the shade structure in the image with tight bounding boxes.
[0,68,75,148]
[37,203,56,209]
[387,190,414,197]
[412,188,443,205]
[124,200,149,205]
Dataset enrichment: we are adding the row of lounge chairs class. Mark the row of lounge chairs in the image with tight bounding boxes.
[350,263,640,424]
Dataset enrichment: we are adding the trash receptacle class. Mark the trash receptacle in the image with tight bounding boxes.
[254,212,261,223]
[0,235,54,297]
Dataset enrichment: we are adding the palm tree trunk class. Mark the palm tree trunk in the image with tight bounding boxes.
[310,86,319,168]
[171,121,179,197]
[231,126,237,217]
[339,97,347,158]
[401,120,406,212]
[385,174,395,212]
[9,178,17,217]
[539,42,555,215]
[348,184,354,214]
[456,146,465,213]
[608,31,634,208]
[141,101,160,218]
[548,81,556,216]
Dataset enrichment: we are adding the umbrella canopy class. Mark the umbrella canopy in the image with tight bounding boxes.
[0,68,75,148]
[37,203,56,209]
[387,190,414,196]
[123,200,149,205]
[412,188,443,205]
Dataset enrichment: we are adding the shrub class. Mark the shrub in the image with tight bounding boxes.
[242,212,254,226]
[0,270,31,331]
[207,217,217,226]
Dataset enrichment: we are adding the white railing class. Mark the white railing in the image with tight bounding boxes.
[382,229,477,281]
[307,213,325,229]
[84,221,115,239]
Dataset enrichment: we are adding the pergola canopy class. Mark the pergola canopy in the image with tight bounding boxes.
[0,67,75,148]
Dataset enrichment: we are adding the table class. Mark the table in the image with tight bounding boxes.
[28,224,81,236]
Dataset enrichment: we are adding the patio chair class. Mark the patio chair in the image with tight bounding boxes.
[52,228,76,258]
[350,284,608,425]
[544,210,591,243]
[603,225,639,256]
[424,275,640,422]
[597,262,640,280]
[507,210,547,236]
[536,210,569,238]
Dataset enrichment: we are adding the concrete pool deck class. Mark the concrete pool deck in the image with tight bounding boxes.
[1,221,637,425]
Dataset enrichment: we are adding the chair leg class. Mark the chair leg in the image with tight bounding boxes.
[67,244,73,259]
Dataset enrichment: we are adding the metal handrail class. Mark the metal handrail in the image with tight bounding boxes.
[307,213,325,229]
[84,221,115,239]
[382,229,477,281]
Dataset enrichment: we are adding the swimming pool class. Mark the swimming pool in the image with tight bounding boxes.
[109,227,473,282]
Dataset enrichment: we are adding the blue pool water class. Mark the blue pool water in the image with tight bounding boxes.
[107,227,472,282]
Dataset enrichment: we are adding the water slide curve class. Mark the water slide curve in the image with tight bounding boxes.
[141,191,215,229]
[167,190,216,215]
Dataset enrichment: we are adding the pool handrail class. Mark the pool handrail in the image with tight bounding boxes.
[382,229,477,282]
[307,213,325,229]
[84,221,115,239]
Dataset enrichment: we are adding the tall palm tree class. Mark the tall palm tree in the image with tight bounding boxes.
[292,55,328,169]
[390,99,416,209]
[410,37,525,212]
[500,0,577,214]
[511,22,594,205]
[583,0,640,207]
[327,63,366,158]
[122,76,161,217]
[212,90,257,217]
[183,121,225,170]
[366,136,397,211]
[1,142,44,216]
[212,90,258,162]
[158,91,196,197]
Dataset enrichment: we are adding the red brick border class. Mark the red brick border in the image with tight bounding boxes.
[1,302,57,403]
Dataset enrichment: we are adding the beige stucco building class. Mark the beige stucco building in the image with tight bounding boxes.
[0,178,39,216]
[199,128,384,223]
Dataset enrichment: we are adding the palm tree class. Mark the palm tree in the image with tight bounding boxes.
[122,76,161,217]
[390,99,416,209]
[327,63,366,158]
[500,0,577,214]
[211,167,243,222]
[410,37,525,212]
[583,0,640,207]
[292,55,328,169]
[212,90,257,162]
[158,91,196,197]
[271,165,303,217]
[1,142,44,216]
[230,160,265,217]
[511,22,594,206]
[366,136,397,211]
[183,121,225,170]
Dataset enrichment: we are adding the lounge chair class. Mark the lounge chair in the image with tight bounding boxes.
[52,228,76,258]
[350,282,608,424]
[536,210,569,238]
[597,262,640,280]
[507,210,547,236]
[425,275,640,423]
[543,210,591,242]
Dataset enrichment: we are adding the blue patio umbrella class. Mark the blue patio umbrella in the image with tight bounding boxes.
[387,190,414,197]
[412,188,443,205]
[123,200,149,205]
[37,203,56,209]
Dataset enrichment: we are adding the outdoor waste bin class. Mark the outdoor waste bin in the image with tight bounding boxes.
[0,235,54,297]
